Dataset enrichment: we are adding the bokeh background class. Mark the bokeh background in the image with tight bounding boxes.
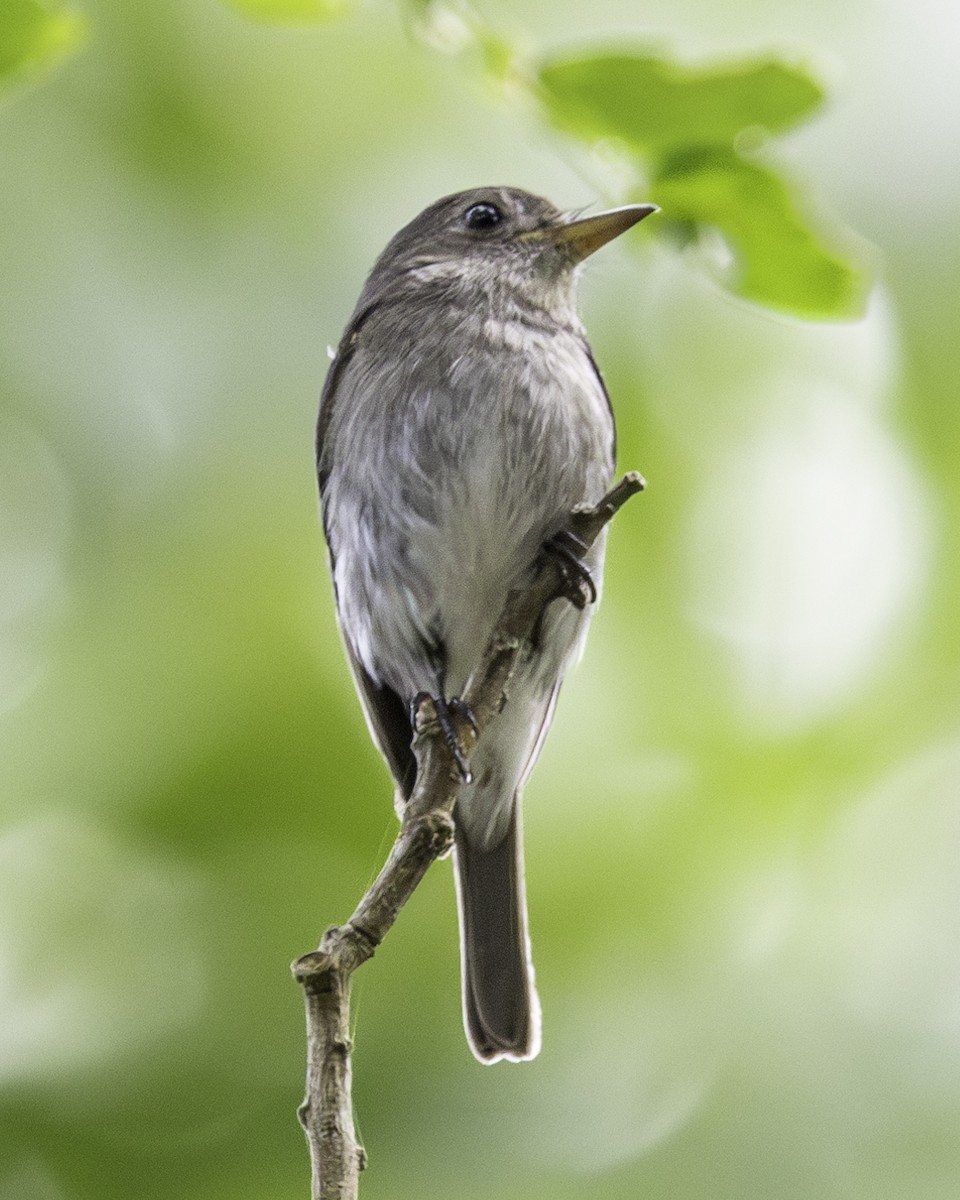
[2,0,959,1197]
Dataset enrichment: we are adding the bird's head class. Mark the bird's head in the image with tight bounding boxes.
[360,186,657,319]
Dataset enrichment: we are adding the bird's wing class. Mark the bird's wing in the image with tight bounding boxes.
[316,303,418,802]
[342,637,417,802]
[581,337,618,466]
[316,302,374,492]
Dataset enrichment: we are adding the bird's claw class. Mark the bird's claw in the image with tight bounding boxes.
[412,691,474,783]
[448,696,479,737]
[541,530,598,609]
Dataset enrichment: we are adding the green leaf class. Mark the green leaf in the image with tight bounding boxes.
[538,51,824,154]
[0,0,86,95]
[223,0,349,22]
[652,147,867,318]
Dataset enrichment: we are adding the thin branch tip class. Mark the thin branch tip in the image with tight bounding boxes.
[595,471,645,515]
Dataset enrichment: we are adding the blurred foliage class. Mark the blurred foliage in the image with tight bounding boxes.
[0,0,85,96]
[223,0,350,23]
[538,51,864,316]
[652,146,863,315]
[538,52,825,149]
[1,1,959,1199]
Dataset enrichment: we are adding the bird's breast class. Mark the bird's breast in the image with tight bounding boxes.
[325,308,614,694]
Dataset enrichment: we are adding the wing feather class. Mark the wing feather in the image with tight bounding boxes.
[317,301,417,801]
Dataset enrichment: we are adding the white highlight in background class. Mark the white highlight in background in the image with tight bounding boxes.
[0,813,207,1083]
[687,381,932,731]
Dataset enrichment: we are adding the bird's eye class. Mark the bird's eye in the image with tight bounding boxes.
[463,202,503,231]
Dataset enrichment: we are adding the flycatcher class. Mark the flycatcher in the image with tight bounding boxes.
[317,186,655,1062]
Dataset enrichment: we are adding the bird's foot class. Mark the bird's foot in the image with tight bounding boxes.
[541,529,597,609]
[448,695,479,738]
[411,692,474,783]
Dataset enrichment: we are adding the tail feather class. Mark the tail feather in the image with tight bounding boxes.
[453,802,541,1063]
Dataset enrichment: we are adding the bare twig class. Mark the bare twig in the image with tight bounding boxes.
[293,472,644,1200]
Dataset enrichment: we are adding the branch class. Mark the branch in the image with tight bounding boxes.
[292,471,644,1200]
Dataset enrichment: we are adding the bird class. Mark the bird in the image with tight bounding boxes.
[316,186,655,1062]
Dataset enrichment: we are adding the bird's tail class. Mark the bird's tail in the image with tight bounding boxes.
[453,801,541,1063]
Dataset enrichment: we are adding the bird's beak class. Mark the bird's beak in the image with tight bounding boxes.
[525,203,659,263]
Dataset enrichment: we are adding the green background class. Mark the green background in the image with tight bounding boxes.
[1,1,959,1197]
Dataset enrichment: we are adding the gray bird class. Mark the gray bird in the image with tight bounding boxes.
[317,186,655,1062]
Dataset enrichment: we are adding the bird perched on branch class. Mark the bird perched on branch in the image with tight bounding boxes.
[317,186,655,1062]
